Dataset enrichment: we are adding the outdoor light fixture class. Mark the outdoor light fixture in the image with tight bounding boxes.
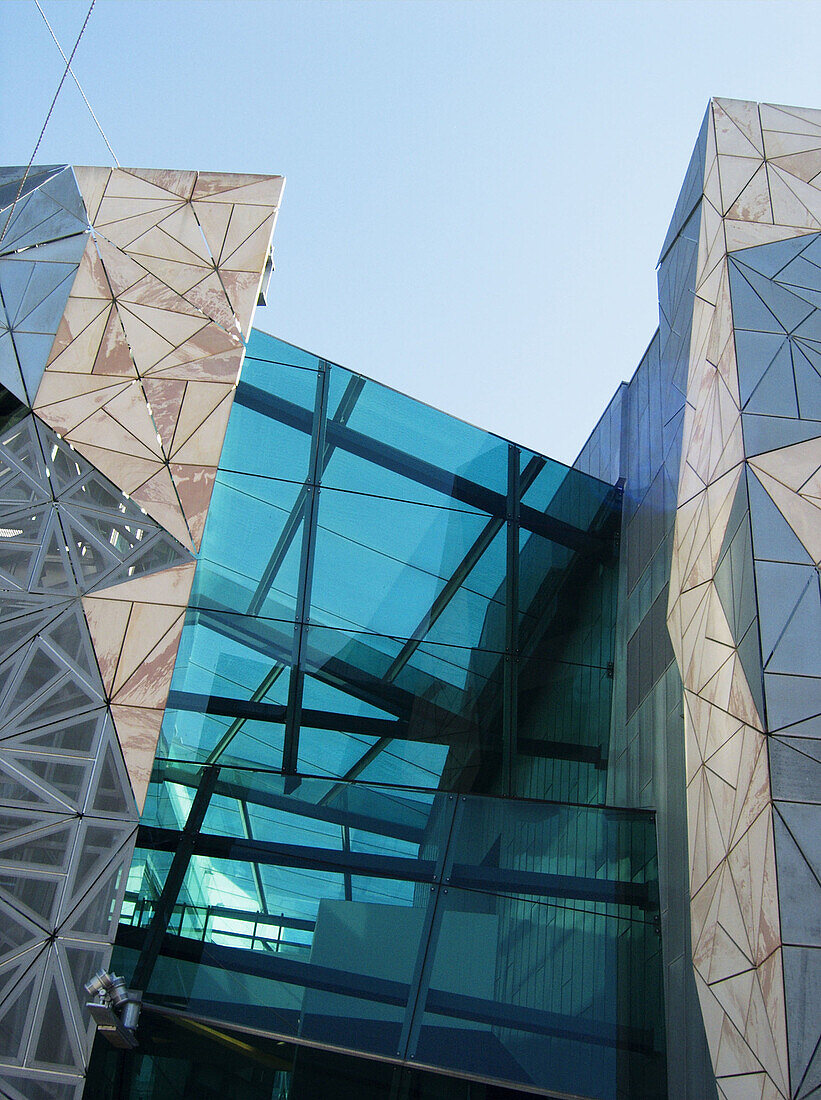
[84,970,142,1050]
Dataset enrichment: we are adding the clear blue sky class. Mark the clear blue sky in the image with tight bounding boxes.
[2,0,819,463]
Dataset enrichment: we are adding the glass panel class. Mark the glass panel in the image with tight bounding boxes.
[309,486,504,645]
[191,473,307,620]
[321,363,509,505]
[413,885,665,1100]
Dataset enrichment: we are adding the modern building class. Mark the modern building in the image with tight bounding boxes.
[0,97,818,1100]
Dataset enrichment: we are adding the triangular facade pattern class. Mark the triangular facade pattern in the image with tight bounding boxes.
[33,167,283,552]
[0,164,282,1097]
[668,98,821,1100]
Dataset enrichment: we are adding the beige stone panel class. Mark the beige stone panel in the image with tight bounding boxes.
[704,766,735,849]
[703,163,723,223]
[698,254,726,308]
[94,307,136,376]
[109,703,164,812]
[762,128,821,158]
[66,443,161,496]
[748,463,821,564]
[706,265,733,365]
[756,948,789,1088]
[730,730,770,845]
[714,99,765,156]
[82,596,131,695]
[146,320,240,377]
[156,203,213,264]
[94,236,147,296]
[692,865,723,981]
[184,270,238,334]
[220,210,274,272]
[45,300,110,373]
[715,1012,769,1080]
[102,383,165,458]
[706,468,742,567]
[122,169,197,201]
[760,102,821,136]
[170,463,217,551]
[34,377,132,436]
[103,169,188,204]
[705,724,744,789]
[677,458,707,507]
[122,301,210,354]
[760,1077,786,1100]
[727,164,773,225]
[696,640,735,706]
[717,1077,766,1100]
[750,434,821,492]
[702,581,735,648]
[142,378,188,454]
[66,407,160,464]
[144,346,242,385]
[68,236,112,299]
[109,600,184,695]
[192,173,284,206]
[718,156,764,215]
[128,252,210,299]
[73,166,111,222]
[702,770,728,888]
[727,659,763,731]
[684,695,705,784]
[131,465,194,551]
[724,219,816,252]
[770,148,821,185]
[699,193,724,266]
[126,222,209,270]
[169,382,233,458]
[679,586,711,683]
[744,971,789,1097]
[710,967,757,1049]
[708,917,756,987]
[170,392,234,466]
[690,294,715,372]
[691,857,722,948]
[192,200,233,265]
[88,560,195,606]
[95,202,183,249]
[716,324,741,401]
[112,607,185,708]
[219,269,263,338]
[768,166,821,229]
[118,268,207,318]
[689,770,710,889]
[714,863,755,968]
[728,808,780,965]
[116,305,176,374]
[694,969,725,1067]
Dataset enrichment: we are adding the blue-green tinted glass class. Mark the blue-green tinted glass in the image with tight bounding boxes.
[309,486,505,645]
[191,472,306,620]
[324,364,509,499]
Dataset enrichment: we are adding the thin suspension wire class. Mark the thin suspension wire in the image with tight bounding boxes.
[0,0,97,246]
[34,0,119,168]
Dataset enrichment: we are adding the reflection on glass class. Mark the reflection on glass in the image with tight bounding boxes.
[113,333,665,1097]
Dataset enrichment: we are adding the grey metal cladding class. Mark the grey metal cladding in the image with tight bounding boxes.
[0,404,191,1088]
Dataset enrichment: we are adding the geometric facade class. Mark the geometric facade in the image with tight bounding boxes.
[0,164,282,1099]
[666,99,821,1100]
[2,100,820,1100]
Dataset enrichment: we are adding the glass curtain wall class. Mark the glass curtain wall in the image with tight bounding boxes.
[91,334,666,1099]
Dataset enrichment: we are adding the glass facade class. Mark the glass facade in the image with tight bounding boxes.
[88,333,667,1099]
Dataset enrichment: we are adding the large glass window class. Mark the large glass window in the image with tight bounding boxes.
[105,333,666,1099]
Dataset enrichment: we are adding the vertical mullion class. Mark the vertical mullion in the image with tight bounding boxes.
[503,444,520,797]
[282,363,329,776]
